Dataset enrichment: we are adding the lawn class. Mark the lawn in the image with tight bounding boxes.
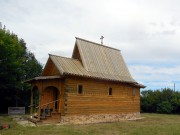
[0,113,180,135]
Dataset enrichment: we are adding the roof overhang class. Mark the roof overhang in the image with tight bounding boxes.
[64,73,146,88]
[130,82,146,88]
[24,76,61,83]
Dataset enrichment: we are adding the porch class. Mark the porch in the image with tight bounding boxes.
[26,76,64,123]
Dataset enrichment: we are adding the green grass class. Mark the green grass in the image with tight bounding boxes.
[0,113,180,135]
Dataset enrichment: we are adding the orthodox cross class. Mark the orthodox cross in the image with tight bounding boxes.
[100,36,104,45]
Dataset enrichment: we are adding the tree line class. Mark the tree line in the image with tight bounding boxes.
[0,25,42,113]
[141,88,180,114]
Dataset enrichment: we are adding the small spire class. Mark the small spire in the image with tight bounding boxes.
[100,36,104,45]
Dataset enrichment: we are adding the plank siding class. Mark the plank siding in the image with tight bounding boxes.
[64,77,140,115]
[41,87,55,109]
[42,58,59,76]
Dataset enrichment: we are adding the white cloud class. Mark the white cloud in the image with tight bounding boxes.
[1,0,180,90]
[129,65,180,90]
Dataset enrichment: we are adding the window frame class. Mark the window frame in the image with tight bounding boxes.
[132,89,136,96]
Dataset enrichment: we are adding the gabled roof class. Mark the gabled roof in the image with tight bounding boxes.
[47,54,136,83]
[72,37,135,82]
[49,55,90,76]
[39,37,145,88]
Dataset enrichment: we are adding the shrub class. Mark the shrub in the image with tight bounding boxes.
[157,101,173,114]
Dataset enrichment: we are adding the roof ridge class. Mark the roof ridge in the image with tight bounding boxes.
[49,54,80,61]
[75,37,120,51]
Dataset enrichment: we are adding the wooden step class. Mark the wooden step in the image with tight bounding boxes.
[41,112,61,124]
[51,112,61,119]
[27,117,40,124]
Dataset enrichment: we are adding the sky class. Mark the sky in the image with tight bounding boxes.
[1,0,180,90]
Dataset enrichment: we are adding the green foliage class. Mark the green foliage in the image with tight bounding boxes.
[157,101,173,114]
[0,26,42,112]
[141,88,180,114]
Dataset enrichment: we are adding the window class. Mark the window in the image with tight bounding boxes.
[78,85,83,94]
[109,88,112,95]
[132,89,136,96]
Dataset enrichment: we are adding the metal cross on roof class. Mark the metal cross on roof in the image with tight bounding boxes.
[100,36,104,45]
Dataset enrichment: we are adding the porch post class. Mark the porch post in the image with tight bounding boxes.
[30,88,33,115]
[38,84,43,121]
[38,88,42,121]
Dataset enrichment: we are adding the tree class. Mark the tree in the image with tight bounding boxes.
[0,25,42,112]
[141,88,180,114]
[157,101,173,114]
[171,91,180,113]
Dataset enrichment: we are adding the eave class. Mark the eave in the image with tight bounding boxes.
[64,73,146,88]
[24,76,61,83]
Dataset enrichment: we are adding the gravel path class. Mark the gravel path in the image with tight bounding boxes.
[11,115,36,127]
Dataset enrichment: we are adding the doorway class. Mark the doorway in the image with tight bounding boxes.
[42,86,59,111]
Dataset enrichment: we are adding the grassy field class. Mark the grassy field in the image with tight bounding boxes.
[0,113,180,135]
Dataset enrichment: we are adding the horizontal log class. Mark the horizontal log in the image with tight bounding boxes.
[65,104,139,108]
[66,95,139,99]
[64,110,139,115]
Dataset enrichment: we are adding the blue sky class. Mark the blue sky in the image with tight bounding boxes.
[1,0,180,90]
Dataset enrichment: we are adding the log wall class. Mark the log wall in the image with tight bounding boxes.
[64,77,140,115]
[30,76,140,116]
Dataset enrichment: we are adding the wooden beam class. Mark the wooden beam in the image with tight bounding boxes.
[30,88,33,115]
[38,85,42,121]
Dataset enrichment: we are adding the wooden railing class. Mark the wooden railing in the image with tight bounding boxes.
[35,99,60,108]
[28,104,37,108]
